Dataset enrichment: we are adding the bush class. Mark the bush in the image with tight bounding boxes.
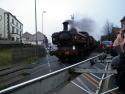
[0,49,12,66]
[0,45,47,66]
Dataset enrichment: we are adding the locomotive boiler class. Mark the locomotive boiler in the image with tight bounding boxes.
[50,21,97,62]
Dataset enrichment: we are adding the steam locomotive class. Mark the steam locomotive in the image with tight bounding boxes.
[50,21,97,62]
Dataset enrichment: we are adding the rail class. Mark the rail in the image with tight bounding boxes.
[0,53,104,94]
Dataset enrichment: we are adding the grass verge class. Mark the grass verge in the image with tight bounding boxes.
[0,49,12,66]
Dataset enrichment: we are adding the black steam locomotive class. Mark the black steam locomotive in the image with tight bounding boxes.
[50,21,97,62]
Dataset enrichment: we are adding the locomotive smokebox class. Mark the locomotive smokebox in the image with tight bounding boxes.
[63,21,69,31]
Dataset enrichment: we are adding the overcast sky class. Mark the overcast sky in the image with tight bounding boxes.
[0,0,125,41]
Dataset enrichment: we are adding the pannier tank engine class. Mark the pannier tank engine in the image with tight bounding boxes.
[50,21,97,62]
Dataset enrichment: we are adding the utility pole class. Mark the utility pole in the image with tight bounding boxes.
[35,0,38,45]
[42,11,46,33]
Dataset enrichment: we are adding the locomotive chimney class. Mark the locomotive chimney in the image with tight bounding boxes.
[63,21,69,31]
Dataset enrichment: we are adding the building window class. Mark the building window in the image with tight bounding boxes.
[20,25,21,29]
[123,24,125,29]
[16,22,18,27]
[12,19,14,24]
[16,38,19,41]
[26,37,29,40]
[16,29,18,34]
[12,26,15,33]
[12,37,14,41]
[20,31,22,35]
[0,34,2,38]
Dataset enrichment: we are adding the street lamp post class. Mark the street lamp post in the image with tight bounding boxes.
[42,11,46,34]
[35,0,38,45]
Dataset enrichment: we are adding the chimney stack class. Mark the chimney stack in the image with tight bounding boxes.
[63,21,69,31]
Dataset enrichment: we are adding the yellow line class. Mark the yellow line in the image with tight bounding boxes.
[82,74,98,87]
[110,91,117,94]
[105,78,109,89]
[84,73,99,85]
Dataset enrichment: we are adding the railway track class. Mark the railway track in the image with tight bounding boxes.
[0,55,69,90]
[0,64,33,89]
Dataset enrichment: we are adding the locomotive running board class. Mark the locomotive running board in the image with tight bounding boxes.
[72,68,117,74]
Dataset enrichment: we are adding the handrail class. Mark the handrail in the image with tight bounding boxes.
[0,53,104,94]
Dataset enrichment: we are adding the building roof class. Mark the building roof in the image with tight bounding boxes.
[0,8,23,25]
[6,12,23,25]
[112,27,121,32]
[32,32,45,41]
[22,32,45,41]
[121,16,125,22]
[0,8,8,12]
[22,32,32,38]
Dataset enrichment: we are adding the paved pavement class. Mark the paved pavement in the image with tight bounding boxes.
[55,61,106,94]
[54,54,124,94]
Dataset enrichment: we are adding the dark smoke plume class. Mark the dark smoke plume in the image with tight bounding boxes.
[64,17,98,39]
[74,18,96,33]
[65,18,96,32]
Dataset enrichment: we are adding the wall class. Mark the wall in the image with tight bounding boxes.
[0,8,6,38]
[0,44,47,65]
[11,46,46,63]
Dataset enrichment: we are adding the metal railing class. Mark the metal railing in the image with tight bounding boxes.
[0,53,104,94]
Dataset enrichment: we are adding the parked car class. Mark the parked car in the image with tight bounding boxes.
[102,41,113,53]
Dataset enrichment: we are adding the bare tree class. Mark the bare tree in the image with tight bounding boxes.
[102,20,114,40]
